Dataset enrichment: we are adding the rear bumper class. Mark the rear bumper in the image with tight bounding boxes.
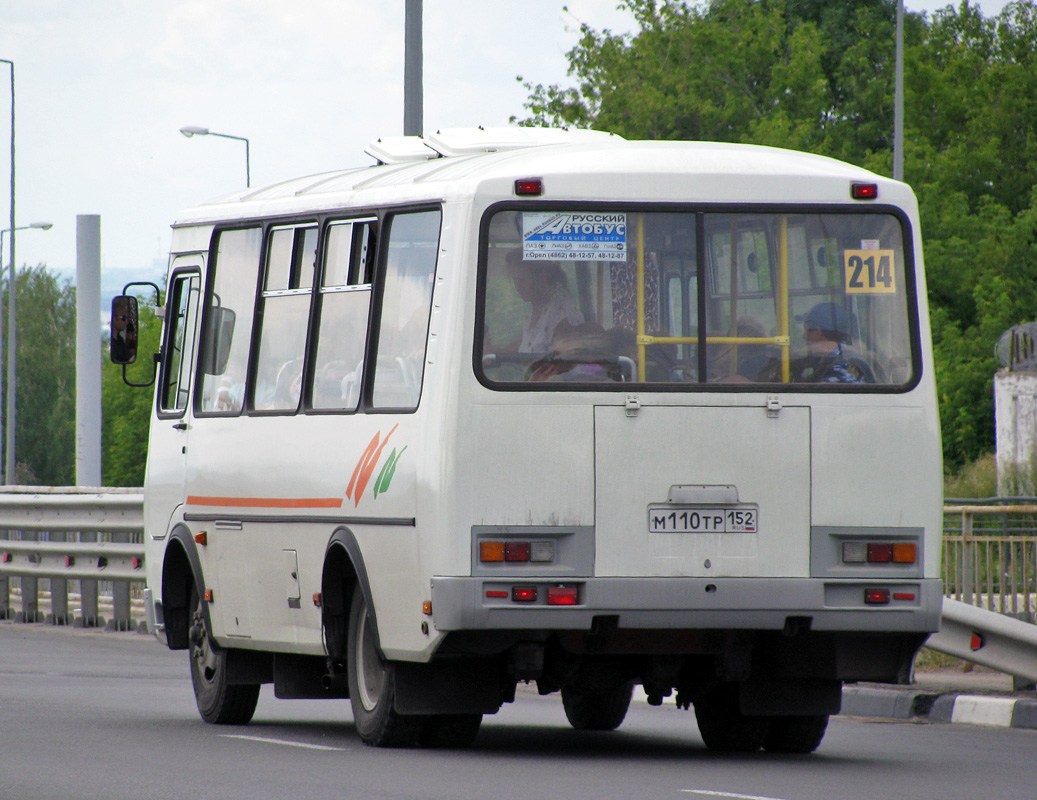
[430,576,943,634]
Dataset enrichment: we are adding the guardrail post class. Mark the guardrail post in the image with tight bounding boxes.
[0,527,8,619]
[76,529,101,629]
[16,530,41,623]
[961,509,974,606]
[47,530,70,625]
[107,530,132,632]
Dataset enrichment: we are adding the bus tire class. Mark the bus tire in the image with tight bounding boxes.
[417,714,483,748]
[762,714,829,754]
[561,682,633,731]
[693,684,769,752]
[347,590,422,747]
[188,584,260,725]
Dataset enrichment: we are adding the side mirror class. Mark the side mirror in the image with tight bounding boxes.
[110,295,139,365]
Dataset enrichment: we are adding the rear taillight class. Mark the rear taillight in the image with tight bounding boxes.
[480,540,556,565]
[842,540,917,565]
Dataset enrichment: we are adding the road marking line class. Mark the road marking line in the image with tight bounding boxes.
[680,791,793,800]
[218,733,346,751]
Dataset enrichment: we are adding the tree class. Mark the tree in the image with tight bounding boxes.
[102,298,161,486]
[6,266,77,484]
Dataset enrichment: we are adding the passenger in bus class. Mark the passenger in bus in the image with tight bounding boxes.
[792,301,875,383]
[527,321,624,382]
[505,250,584,353]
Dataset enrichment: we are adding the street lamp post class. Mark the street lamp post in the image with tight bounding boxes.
[179,125,251,187]
[1,221,53,484]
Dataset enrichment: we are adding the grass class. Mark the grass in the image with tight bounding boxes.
[944,453,999,500]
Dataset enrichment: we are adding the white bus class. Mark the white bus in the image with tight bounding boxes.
[123,128,943,752]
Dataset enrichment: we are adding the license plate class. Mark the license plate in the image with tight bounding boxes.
[648,506,758,533]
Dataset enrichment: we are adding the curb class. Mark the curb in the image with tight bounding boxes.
[840,685,1037,730]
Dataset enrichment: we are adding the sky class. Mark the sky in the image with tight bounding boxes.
[0,0,1015,279]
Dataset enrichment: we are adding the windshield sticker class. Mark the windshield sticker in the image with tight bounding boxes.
[844,249,896,294]
[522,212,627,261]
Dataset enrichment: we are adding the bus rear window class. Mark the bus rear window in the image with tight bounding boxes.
[478,208,916,389]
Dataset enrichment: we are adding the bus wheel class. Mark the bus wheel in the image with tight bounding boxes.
[693,684,769,752]
[188,584,260,725]
[417,714,483,748]
[561,682,634,731]
[762,715,829,754]
[346,591,422,747]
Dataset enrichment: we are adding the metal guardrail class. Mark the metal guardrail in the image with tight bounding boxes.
[2,491,1037,679]
[926,597,1037,683]
[0,487,145,631]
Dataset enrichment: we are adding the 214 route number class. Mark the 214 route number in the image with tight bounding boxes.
[649,507,758,533]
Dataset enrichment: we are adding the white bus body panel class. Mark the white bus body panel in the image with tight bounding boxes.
[144,138,942,670]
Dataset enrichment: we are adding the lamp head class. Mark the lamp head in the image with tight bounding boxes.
[29,221,52,231]
[180,125,210,137]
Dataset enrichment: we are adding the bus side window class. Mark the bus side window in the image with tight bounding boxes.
[159,271,201,414]
[251,225,318,412]
[197,227,263,415]
[370,209,441,410]
[310,219,377,411]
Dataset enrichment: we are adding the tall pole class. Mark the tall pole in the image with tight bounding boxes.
[0,59,13,483]
[893,0,904,181]
[404,0,423,136]
[76,215,102,486]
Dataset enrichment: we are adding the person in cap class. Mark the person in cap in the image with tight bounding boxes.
[792,301,874,383]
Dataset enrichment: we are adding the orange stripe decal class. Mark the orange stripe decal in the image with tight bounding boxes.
[186,496,344,509]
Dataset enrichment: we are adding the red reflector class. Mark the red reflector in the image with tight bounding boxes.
[892,592,916,601]
[485,590,508,599]
[1,552,10,563]
[504,541,530,562]
[546,586,578,605]
[970,632,984,651]
[131,557,143,569]
[512,586,538,602]
[867,543,893,563]
[514,178,543,196]
[852,183,878,200]
[65,556,75,567]
[864,588,891,605]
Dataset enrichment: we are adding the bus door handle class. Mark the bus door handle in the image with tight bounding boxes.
[172,421,189,431]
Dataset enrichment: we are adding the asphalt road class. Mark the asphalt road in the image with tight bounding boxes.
[1,622,1033,800]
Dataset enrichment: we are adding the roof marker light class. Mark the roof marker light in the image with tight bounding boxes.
[852,183,878,200]
[515,178,543,196]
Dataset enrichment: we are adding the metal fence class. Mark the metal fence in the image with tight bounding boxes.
[0,487,145,631]
[942,502,1037,622]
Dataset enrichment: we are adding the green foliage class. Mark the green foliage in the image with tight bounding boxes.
[943,452,998,499]
[10,267,76,484]
[102,299,161,486]
[517,0,1037,470]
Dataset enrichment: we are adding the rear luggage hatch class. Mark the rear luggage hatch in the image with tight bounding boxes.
[594,403,810,578]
